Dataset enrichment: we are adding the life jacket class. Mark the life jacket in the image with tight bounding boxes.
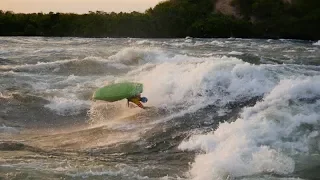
[128,97,143,108]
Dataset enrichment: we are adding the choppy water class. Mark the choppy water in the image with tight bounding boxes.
[1,37,320,180]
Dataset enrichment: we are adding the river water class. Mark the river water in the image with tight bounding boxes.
[1,37,320,180]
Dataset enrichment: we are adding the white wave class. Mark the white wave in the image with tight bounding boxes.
[283,49,297,53]
[130,55,276,110]
[185,38,193,43]
[0,37,42,44]
[0,125,19,134]
[89,54,278,128]
[179,76,320,180]
[259,44,273,49]
[33,47,65,53]
[0,56,126,74]
[108,47,171,65]
[313,40,320,46]
[193,41,206,46]
[67,164,148,179]
[44,97,90,116]
[228,51,244,55]
[0,58,78,71]
[209,40,225,47]
[148,39,228,48]
[0,92,12,99]
[135,39,154,45]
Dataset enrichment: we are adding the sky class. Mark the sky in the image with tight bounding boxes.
[1,0,163,14]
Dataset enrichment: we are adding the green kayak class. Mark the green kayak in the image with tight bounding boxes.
[93,82,143,102]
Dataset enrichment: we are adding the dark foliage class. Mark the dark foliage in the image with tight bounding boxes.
[0,0,319,40]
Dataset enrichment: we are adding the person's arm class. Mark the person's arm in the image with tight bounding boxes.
[136,101,145,109]
[129,98,147,109]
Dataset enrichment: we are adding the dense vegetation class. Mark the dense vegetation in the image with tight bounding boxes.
[0,0,319,40]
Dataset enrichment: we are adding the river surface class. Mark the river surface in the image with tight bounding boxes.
[1,37,320,180]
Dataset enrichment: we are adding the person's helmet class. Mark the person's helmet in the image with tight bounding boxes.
[140,97,148,103]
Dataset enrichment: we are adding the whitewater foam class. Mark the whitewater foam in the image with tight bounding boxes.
[108,47,168,65]
[44,97,90,116]
[228,51,244,55]
[179,76,320,180]
[0,58,78,72]
[312,40,320,46]
[67,164,149,179]
[130,55,276,110]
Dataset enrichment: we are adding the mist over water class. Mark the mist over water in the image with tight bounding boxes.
[1,37,320,180]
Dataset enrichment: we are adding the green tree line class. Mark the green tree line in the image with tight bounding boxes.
[0,0,319,40]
